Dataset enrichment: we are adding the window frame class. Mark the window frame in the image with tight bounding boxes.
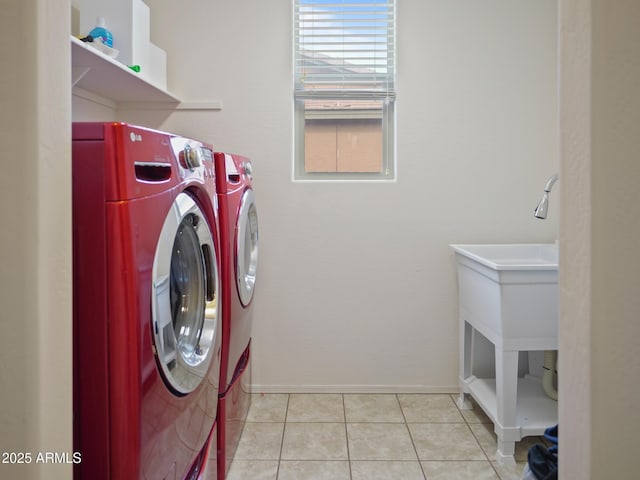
[293,0,396,182]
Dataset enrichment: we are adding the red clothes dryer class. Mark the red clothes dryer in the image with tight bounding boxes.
[72,122,222,479]
[213,152,259,478]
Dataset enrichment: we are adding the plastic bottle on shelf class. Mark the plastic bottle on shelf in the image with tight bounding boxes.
[88,17,113,48]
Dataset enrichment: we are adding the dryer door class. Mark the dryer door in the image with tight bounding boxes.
[236,188,259,306]
[152,192,220,395]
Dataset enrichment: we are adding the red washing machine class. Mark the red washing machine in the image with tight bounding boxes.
[72,122,222,479]
[213,152,259,478]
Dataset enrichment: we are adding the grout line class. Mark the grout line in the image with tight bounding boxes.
[396,394,428,480]
[341,394,353,480]
[454,394,504,479]
[275,393,290,480]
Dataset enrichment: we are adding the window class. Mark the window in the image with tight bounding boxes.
[294,0,396,180]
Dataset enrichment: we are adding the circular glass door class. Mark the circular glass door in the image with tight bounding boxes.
[152,192,220,395]
[236,189,258,306]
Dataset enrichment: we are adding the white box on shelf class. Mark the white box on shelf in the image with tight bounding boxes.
[79,0,167,90]
[130,0,151,68]
[141,42,167,91]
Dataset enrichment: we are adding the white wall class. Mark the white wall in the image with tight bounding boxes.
[123,0,559,392]
[0,0,72,478]
[559,0,640,477]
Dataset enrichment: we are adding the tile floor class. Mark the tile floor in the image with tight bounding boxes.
[226,393,549,480]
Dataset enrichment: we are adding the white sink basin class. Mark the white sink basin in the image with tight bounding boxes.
[451,243,558,348]
[450,243,558,271]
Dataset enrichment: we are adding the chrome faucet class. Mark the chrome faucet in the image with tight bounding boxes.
[534,174,559,219]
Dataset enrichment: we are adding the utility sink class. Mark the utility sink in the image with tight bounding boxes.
[451,243,558,348]
[451,243,559,463]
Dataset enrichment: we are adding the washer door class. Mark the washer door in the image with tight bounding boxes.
[152,193,220,395]
[236,189,259,306]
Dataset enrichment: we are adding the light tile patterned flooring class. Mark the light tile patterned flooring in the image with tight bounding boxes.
[226,393,548,480]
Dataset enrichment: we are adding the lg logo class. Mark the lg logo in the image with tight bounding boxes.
[130,132,142,142]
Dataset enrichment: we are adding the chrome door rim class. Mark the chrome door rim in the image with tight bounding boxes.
[151,192,220,395]
[236,189,258,306]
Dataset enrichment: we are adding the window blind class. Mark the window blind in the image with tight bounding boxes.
[294,0,396,99]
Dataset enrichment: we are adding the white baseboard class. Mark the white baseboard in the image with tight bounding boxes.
[250,384,459,394]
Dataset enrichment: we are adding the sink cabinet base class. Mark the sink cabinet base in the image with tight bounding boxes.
[452,244,559,465]
[458,321,558,464]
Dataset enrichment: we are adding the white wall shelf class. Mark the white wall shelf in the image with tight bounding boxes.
[71,36,180,106]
